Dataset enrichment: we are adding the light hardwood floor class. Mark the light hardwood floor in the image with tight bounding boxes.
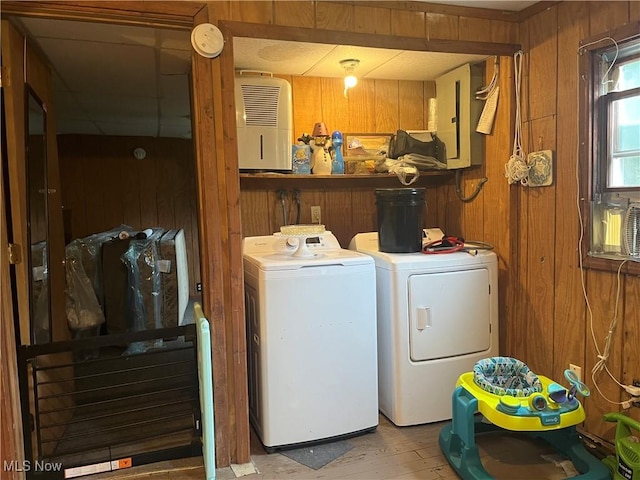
[91,414,580,480]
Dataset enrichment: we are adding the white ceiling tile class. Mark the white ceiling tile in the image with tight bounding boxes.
[159,75,190,100]
[160,99,190,119]
[159,124,192,139]
[304,45,402,78]
[42,39,156,96]
[159,99,191,123]
[15,6,518,139]
[159,49,191,75]
[54,91,88,119]
[422,0,537,11]
[160,114,191,127]
[367,51,489,81]
[159,75,190,123]
[233,37,336,75]
[56,120,102,135]
[74,94,157,119]
[96,119,159,137]
[20,17,156,47]
[52,72,70,93]
[159,30,192,51]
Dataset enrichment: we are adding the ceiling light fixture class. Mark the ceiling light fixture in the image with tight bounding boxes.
[340,59,360,96]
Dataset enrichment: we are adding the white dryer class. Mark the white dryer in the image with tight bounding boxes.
[349,231,499,426]
[243,231,378,450]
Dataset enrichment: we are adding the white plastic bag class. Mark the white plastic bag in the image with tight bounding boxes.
[65,254,105,330]
[377,158,420,185]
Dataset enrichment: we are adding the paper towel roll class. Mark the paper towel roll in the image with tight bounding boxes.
[427,98,437,132]
[135,228,154,239]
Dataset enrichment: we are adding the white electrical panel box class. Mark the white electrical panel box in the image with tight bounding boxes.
[436,63,484,169]
[235,74,293,171]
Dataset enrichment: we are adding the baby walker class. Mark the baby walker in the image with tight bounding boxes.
[439,357,610,480]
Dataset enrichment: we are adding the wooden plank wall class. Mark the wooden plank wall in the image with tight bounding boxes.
[26,30,77,462]
[0,1,219,468]
[57,135,202,296]
[1,55,26,478]
[0,18,66,385]
[240,75,447,248]
[2,19,76,466]
[233,0,639,447]
[509,0,640,442]
[7,0,638,468]
[2,20,31,348]
[217,0,518,464]
[231,0,518,356]
[25,39,68,344]
[234,0,520,251]
[214,1,518,464]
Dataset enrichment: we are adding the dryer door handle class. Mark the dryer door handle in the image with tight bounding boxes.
[416,307,431,331]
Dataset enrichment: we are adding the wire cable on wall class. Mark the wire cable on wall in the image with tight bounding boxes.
[293,189,301,225]
[504,51,530,185]
[475,56,500,135]
[455,170,488,203]
[574,36,634,407]
[589,260,628,405]
[277,189,288,226]
[476,56,499,100]
[451,55,494,201]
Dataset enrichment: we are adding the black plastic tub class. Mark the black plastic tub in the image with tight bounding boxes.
[375,188,425,253]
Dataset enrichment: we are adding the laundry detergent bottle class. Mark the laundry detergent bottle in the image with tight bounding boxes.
[331,130,345,174]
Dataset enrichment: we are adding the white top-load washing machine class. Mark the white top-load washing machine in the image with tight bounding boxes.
[349,231,499,426]
[243,230,379,450]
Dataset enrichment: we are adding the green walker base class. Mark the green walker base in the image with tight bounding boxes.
[438,387,611,480]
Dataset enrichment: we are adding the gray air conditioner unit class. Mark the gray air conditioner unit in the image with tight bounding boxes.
[235,73,293,171]
[623,203,640,257]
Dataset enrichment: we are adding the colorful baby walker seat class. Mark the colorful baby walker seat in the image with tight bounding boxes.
[439,357,610,480]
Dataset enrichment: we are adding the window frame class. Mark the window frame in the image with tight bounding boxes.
[579,23,640,274]
[602,85,640,192]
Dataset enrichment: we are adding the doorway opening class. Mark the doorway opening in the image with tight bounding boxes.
[3,14,205,475]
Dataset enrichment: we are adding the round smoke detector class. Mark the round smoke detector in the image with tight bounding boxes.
[191,23,224,58]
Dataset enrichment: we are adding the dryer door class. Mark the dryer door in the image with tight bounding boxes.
[408,268,491,362]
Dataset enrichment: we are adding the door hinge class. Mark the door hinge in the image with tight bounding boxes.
[8,243,22,264]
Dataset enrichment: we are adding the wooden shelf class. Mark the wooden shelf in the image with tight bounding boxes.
[239,171,454,189]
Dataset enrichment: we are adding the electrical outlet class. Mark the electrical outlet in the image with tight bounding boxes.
[311,206,321,224]
[569,364,582,382]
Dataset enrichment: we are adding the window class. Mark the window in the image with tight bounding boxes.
[580,27,640,272]
[603,58,640,189]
